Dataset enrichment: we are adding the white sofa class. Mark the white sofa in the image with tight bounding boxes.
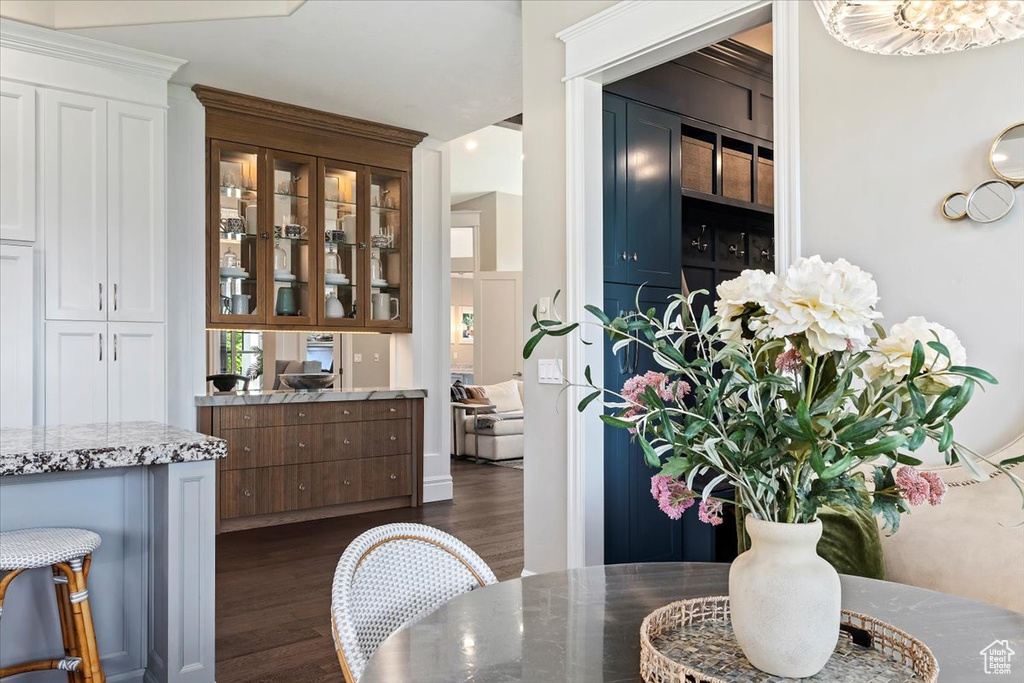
[453,380,524,462]
[879,433,1024,612]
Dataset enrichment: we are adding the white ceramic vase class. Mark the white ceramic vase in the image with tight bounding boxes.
[729,516,840,678]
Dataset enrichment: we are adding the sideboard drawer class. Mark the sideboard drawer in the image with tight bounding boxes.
[218,406,274,429]
[362,400,410,421]
[362,419,411,457]
[360,455,411,500]
[220,464,322,518]
[319,460,361,506]
[221,425,318,470]
[321,422,363,460]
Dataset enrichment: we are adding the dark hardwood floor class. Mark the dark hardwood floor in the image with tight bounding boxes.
[215,459,524,683]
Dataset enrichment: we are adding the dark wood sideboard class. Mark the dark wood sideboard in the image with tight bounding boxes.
[197,398,423,532]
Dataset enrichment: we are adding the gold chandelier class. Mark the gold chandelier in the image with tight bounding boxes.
[813,1,1024,55]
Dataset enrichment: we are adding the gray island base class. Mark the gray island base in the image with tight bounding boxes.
[0,422,226,683]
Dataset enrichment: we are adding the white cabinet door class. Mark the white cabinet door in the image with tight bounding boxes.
[45,321,108,426]
[43,89,108,321]
[108,322,166,422]
[108,102,165,322]
[0,245,34,427]
[0,81,36,242]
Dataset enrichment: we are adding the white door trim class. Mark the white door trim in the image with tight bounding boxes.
[560,0,801,568]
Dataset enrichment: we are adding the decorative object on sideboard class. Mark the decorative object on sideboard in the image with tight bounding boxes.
[639,595,938,683]
[942,122,1022,224]
[207,374,250,392]
[813,0,1024,56]
[277,372,336,391]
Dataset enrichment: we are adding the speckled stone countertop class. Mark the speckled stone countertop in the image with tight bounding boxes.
[194,387,427,407]
[0,421,227,476]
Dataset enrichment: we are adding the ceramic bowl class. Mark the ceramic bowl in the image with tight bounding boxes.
[278,373,336,391]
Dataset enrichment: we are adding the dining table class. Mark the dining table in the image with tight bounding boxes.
[360,562,1024,682]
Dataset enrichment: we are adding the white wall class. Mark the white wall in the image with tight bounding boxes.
[351,334,391,387]
[521,0,616,575]
[452,191,523,271]
[798,2,1024,460]
[450,124,523,204]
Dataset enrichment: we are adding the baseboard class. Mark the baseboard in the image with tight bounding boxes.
[520,568,537,577]
[423,474,453,502]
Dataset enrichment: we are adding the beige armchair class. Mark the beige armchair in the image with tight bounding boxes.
[879,434,1024,612]
[452,380,524,462]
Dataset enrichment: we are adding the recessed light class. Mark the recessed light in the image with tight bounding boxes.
[465,140,478,151]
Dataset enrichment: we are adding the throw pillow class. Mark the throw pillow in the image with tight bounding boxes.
[483,379,523,414]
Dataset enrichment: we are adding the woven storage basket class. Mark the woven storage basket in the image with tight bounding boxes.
[640,596,938,683]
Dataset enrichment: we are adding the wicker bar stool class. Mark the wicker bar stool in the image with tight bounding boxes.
[0,528,105,682]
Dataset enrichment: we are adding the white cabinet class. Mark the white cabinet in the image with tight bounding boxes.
[0,245,34,427]
[108,322,166,422]
[0,80,37,242]
[43,89,108,321]
[45,321,108,426]
[45,321,166,425]
[108,102,166,322]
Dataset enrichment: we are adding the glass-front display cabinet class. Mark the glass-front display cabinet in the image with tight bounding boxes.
[208,146,409,332]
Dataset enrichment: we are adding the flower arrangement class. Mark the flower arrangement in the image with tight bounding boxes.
[525,256,1022,530]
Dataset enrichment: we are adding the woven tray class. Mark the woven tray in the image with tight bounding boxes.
[640,596,938,683]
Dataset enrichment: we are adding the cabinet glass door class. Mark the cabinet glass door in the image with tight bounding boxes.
[320,160,362,326]
[366,168,407,329]
[268,150,316,326]
[211,141,262,323]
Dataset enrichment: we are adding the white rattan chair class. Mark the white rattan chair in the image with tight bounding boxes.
[330,523,497,682]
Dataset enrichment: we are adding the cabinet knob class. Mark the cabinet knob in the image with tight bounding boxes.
[343,480,351,486]
[389,407,397,413]
[390,474,397,480]
[343,409,351,415]
[298,484,306,491]
[620,251,627,261]
[298,411,307,418]
[243,415,252,421]
[343,438,351,445]
[243,490,252,497]
[390,435,397,441]
[243,446,251,453]
[631,252,638,261]
[298,442,306,449]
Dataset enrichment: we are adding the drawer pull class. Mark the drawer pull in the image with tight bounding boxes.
[390,473,397,480]
[389,407,397,413]
[243,490,252,497]
[298,411,307,418]
[243,415,252,421]
[343,438,351,445]
[343,480,351,486]
[390,435,397,441]
[243,446,251,453]
[298,484,306,491]
[298,442,307,449]
[343,409,351,415]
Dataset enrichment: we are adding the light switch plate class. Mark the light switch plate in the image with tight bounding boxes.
[373,353,380,362]
[538,296,551,317]
[354,354,363,363]
[538,358,563,384]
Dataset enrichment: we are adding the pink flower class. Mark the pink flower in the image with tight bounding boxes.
[895,466,929,506]
[919,472,947,506]
[650,475,696,520]
[698,499,724,526]
[622,371,690,408]
[774,347,804,374]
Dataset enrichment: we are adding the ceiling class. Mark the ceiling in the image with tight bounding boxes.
[733,22,773,55]
[62,0,522,141]
[450,125,522,204]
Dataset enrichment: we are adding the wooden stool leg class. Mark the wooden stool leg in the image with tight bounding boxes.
[53,566,84,683]
[54,559,102,683]
[78,557,103,683]
[0,569,23,621]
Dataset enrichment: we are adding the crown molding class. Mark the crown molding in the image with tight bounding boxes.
[192,85,427,149]
[0,18,185,81]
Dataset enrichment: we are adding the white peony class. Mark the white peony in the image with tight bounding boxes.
[766,255,882,356]
[715,270,777,340]
[863,316,967,386]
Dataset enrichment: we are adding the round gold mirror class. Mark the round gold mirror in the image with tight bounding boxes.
[990,122,1024,186]
[941,191,968,220]
[965,179,1016,223]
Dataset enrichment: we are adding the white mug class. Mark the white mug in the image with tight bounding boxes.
[341,215,357,237]
[245,205,258,234]
[231,294,251,315]
[371,293,400,320]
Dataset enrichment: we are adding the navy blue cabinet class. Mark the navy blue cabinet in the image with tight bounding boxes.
[603,283,683,564]
[602,94,682,290]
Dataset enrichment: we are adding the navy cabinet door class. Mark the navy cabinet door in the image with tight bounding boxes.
[603,283,683,564]
[603,94,628,284]
[626,102,682,289]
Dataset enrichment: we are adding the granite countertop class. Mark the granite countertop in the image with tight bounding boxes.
[194,387,427,407]
[0,421,227,477]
